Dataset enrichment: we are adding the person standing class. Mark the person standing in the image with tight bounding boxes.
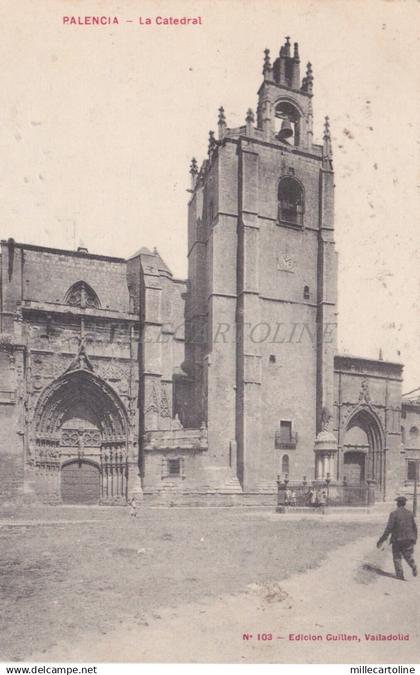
[129,496,137,517]
[377,496,417,580]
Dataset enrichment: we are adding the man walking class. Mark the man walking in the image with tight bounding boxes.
[377,496,417,580]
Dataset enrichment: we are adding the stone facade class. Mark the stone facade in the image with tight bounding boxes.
[0,38,417,505]
[401,389,420,493]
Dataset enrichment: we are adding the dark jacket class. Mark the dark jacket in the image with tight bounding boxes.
[378,506,418,545]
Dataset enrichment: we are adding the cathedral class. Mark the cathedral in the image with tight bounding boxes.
[1,38,418,505]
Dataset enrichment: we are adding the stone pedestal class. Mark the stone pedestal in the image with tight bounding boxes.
[314,430,338,480]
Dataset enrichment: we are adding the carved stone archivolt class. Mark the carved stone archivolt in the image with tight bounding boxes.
[30,345,130,476]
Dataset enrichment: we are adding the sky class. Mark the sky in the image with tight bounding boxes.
[0,0,419,390]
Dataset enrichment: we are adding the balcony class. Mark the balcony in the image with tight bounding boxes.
[275,431,298,450]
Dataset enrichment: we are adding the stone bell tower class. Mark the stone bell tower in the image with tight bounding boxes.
[186,37,338,493]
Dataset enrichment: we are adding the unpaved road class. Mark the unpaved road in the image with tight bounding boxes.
[29,533,419,663]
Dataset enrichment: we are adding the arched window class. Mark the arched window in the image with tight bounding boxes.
[282,454,289,475]
[303,285,310,300]
[64,281,100,309]
[278,177,304,226]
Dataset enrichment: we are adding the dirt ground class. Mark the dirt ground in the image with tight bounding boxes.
[0,504,418,663]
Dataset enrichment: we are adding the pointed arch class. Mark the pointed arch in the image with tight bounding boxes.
[33,369,128,441]
[64,281,100,309]
[342,405,385,490]
[345,405,385,451]
[278,176,304,225]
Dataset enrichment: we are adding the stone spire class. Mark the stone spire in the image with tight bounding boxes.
[245,108,255,136]
[217,106,226,140]
[292,42,300,89]
[271,37,302,89]
[302,62,314,94]
[262,48,272,80]
[208,130,217,158]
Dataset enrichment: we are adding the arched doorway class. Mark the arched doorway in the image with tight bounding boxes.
[32,368,129,504]
[342,409,385,492]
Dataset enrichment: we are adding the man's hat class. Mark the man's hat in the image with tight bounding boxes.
[395,496,407,506]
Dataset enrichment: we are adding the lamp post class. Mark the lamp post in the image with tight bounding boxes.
[413,460,420,518]
[325,472,331,506]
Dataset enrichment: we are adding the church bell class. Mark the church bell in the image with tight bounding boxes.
[278,117,293,141]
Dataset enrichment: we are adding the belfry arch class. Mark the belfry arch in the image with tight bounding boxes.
[31,365,130,504]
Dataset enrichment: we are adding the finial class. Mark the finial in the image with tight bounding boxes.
[217,107,227,140]
[307,62,313,77]
[293,42,300,62]
[263,48,271,73]
[323,116,331,140]
[302,62,314,94]
[379,347,383,361]
[189,157,198,190]
[208,130,216,155]
[245,108,255,124]
[284,36,291,56]
[189,157,198,176]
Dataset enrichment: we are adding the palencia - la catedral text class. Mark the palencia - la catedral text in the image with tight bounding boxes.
[62,16,203,26]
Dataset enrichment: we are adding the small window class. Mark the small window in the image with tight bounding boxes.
[303,285,310,300]
[280,421,292,443]
[168,458,181,476]
[282,454,289,475]
[269,354,276,364]
[278,177,304,226]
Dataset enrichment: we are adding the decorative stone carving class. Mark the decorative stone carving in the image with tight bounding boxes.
[65,340,94,373]
[321,406,332,432]
[145,381,160,415]
[96,359,125,382]
[359,377,371,403]
[60,429,102,447]
[172,414,183,430]
[276,253,297,273]
[160,384,171,418]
